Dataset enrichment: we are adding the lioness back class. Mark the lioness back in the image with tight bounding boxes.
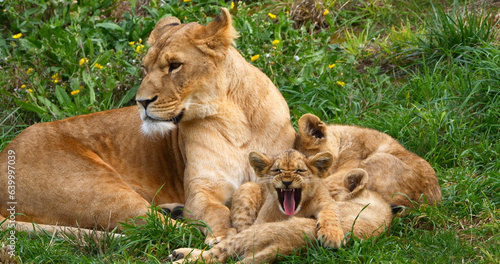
[0,106,185,227]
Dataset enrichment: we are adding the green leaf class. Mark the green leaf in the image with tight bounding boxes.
[14,99,47,115]
[96,50,114,65]
[39,97,61,117]
[96,22,125,32]
[55,85,72,107]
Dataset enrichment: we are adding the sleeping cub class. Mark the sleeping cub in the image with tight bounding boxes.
[295,113,441,208]
[169,150,392,264]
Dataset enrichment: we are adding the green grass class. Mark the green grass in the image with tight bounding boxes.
[1,0,499,263]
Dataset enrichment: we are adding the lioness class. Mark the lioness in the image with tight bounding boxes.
[0,8,296,244]
[169,164,392,264]
[295,114,441,208]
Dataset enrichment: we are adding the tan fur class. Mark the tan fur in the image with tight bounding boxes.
[295,113,442,208]
[233,150,344,248]
[169,164,392,264]
[0,8,296,244]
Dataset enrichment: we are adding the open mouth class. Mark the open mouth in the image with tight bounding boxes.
[277,188,302,216]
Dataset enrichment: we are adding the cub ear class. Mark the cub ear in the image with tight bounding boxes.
[249,152,272,177]
[343,169,369,195]
[307,151,334,178]
[148,16,182,47]
[297,114,327,146]
[194,8,238,56]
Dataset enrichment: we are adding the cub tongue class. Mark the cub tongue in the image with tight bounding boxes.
[283,190,296,216]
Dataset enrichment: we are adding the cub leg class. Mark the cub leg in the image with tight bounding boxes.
[316,202,344,248]
[360,152,440,207]
[230,182,264,232]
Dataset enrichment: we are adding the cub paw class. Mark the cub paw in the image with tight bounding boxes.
[204,227,236,246]
[168,248,202,263]
[316,222,344,248]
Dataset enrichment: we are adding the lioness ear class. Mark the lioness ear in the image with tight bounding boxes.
[148,16,182,47]
[307,151,333,178]
[298,114,327,146]
[344,169,369,195]
[194,8,238,55]
[249,152,272,177]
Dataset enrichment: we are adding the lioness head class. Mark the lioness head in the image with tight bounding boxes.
[249,150,333,216]
[136,8,238,135]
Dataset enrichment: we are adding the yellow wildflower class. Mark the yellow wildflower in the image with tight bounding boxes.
[71,90,80,95]
[272,39,280,45]
[323,9,329,16]
[129,41,135,45]
[95,63,104,69]
[268,13,277,19]
[328,64,336,69]
[20,84,26,89]
[12,33,22,39]
[337,81,346,86]
[136,44,145,53]
[138,39,142,44]
[28,89,33,93]
[27,68,33,74]
[183,0,191,2]
[79,58,88,66]
[251,54,260,62]
[51,73,60,83]
[230,2,234,9]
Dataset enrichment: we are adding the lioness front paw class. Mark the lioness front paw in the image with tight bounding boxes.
[316,222,344,248]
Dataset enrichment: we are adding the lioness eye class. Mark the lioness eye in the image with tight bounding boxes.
[295,169,306,173]
[169,62,182,72]
[272,169,282,173]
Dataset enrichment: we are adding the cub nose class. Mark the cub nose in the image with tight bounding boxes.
[282,180,293,188]
[136,95,158,109]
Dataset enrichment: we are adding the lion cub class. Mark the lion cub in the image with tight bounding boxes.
[169,167,392,264]
[231,149,343,248]
[295,113,441,208]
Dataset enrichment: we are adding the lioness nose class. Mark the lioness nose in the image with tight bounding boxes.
[137,95,158,109]
[282,180,293,188]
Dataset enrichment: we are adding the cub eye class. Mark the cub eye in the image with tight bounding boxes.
[169,62,182,72]
[295,169,307,173]
[272,169,282,173]
[141,65,148,75]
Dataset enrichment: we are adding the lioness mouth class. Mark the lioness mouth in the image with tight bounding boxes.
[277,188,301,216]
[165,109,185,124]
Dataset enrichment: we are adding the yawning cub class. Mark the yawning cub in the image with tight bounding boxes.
[230,149,344,248]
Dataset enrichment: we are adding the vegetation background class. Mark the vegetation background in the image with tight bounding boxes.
[0,0,499,262]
